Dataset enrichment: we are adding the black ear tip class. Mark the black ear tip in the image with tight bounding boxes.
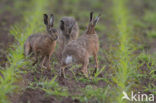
[43,14,48,18]
[60,20,64,23]
[90,11,94,15]
[50,14,54,17]
[90,11,94,13]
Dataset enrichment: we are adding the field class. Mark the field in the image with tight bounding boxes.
[0,0,156,103]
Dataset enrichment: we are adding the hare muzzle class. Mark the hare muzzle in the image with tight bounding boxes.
[54,35,58,40]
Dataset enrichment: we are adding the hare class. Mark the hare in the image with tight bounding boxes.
[57,17,79,59]
[60,12,100,77]
[24,14,58,69]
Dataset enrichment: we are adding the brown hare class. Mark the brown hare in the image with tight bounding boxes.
[57,17,79,59]
[24,14,58,69]
[60,12,100,77]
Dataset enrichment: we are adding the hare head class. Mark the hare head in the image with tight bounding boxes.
[44,14,58,41]
[59,17,76,38]
[86,12,100,34]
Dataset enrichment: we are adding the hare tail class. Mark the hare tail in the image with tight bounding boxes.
[65,55,73,64]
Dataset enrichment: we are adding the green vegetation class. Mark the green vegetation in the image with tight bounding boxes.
[112,0,132,102]
[132,0,156,96]
[75,85,110,102]
[29,75,69,97]
[0,0,48,102]
[0,0,156,103]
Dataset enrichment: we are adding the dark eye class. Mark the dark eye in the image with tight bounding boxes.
[60,20,64,30]
[53,29,57,33]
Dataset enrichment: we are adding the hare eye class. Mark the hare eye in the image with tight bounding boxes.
[52,29,57,33]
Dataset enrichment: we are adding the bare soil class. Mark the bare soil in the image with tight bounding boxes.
[0,1,21,67]
[1,0,155,103]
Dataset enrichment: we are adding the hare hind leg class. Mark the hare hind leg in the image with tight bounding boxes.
[44,55,51,70]
[32,58,38,66]
[32,51,39,66]
[60,65,67,78]
[40,56,47,69]
[81,56,89,77]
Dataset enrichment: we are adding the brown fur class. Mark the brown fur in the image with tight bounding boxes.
[24,14,58,69]
[60,12,100,77]
[57,17,79,60]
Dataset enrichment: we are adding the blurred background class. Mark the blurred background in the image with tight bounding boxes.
[0,0,156,103]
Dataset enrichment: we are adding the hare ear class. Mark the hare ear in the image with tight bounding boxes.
[90,11,94,22]
[93,14,101,26]
[43,14,48,25]
[60,20,64,30]
[50,14,54,26]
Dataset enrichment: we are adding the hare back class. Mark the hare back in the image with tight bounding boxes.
[62,33,99,64]
[28,33,56,55]
[70,33,99,56]
[62,43,88,64]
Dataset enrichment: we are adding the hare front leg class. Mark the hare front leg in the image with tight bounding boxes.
[47,44,56,69]
[46,55,51,70]
[93,53,99,74]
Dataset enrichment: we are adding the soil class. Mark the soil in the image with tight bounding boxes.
[1,0,155,103]
[17,88,79,103]
[0,0,21,67]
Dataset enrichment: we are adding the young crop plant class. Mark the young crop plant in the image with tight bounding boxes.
[143,10,156,38]
[74,85,110,103]
[0,0,49,102]
[132,0,156,96]
[135,52,156,93]
[112,0,134,102]
[30,75,69,97]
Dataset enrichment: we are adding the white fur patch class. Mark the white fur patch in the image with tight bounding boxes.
[65,56,72,64]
